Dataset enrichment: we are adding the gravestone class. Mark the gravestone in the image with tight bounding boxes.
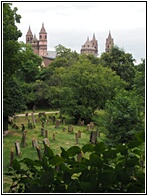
[90,122,94,130]
[21,124,25,132]
[10,149,14,166]
[41,127,44,136]
[21,131,27,147]
[55,119,60,128]
[36,146,42,161]
[31,112,36,124]
[46,119,50,126]
[63,127,66,132]
[43,138,50,154]
[87,124,90,131]
[45,130,48,138]
[68,125,73,134]
[90,131,97,144]
[75,133,79,144]
[15,141,21,156]
[52,116,56,125]
[78,130,81,138]
[32,138,38,148]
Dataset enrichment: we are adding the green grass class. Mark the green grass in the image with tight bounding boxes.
[3,113,105,193]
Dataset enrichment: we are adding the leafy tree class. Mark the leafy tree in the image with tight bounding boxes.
[3,78,26,131]
[57,58,126,123]
[133,59,145,107]
[3,3,25,131]
[3,3,22,82]
[16,43,42,83]
[99,46,136,89]
[105,89,144,146]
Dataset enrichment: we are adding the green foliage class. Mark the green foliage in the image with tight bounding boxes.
[99,46,136,89]
[105,89,145,146]
[7,139,145,193]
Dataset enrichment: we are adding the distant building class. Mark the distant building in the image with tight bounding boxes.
[26,23,56,67]
[105,31,114,52]
[81,34,98,56]
[81,31,114,56]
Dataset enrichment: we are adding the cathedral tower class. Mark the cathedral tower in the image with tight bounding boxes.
[26,26,33,43]
[105,31,114,52]
[39,23,47,57]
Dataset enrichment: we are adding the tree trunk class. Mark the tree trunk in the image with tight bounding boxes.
[3,115,8,132]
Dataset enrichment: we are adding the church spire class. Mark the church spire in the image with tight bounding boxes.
[40,23,46,33]
[26,25,33,43]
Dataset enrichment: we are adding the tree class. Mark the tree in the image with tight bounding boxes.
[57,58,126,123]
[3,78,26,131]
[3,3,25,131]
[105,89,144,146]
[3,3,22,82]
[99,46,136,89]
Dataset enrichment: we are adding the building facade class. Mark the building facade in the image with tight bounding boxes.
[26,24,55,67]
[81,31,114,56]
[81,34,98,56]
[105,31,114,52]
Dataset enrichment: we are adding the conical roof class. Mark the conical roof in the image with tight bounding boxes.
[26,26,33,36]
[32,34,38,42]
[108,31,112,39]
[39,23,47,34]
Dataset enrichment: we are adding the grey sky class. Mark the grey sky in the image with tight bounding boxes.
[12,1,146,64]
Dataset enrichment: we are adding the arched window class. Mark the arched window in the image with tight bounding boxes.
[40,35,42,39]
[27,37,29,41]
[45,35,47,39]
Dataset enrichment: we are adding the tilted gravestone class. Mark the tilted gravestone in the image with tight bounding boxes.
[32,138,38,148]
[36,146,42,161]
[43,138,50,154]
[15,140,21,156]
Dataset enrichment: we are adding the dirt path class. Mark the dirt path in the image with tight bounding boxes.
[17,111,59,117]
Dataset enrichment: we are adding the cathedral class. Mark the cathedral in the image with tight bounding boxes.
[81,31,114,56]
[26,23,56,67]
[26,23,114,66]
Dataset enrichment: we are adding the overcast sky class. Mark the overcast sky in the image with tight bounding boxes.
[12,1,146,64]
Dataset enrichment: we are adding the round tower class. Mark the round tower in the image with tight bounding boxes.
[39,23,47,57]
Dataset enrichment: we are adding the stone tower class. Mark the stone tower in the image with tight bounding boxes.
[26,26,33,43]
[39,23,47,57]
[105,31,114,52]
[81,34,98,56]
[31,34,39,55]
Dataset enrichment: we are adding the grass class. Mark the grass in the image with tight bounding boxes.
[3,112,105,193]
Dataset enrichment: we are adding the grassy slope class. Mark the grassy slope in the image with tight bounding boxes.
[3,112,105,192]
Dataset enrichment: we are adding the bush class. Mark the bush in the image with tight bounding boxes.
[6,134,145,193]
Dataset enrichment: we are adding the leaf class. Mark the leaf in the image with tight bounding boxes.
[82,143,94,153]
[93,142,105,154]
[49,155,64,166]
[44,145,54,158]
[128,140,142,149]
[23,158,35,167]
[60,146,69,159]
[89,153,103,167]
[117,144,128,155]
[80,182,95,192]
[12,159,20,171]
[135,131,145,143]
[40,169,54,185]
[67,146,81,157]
[126,156,139,167]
